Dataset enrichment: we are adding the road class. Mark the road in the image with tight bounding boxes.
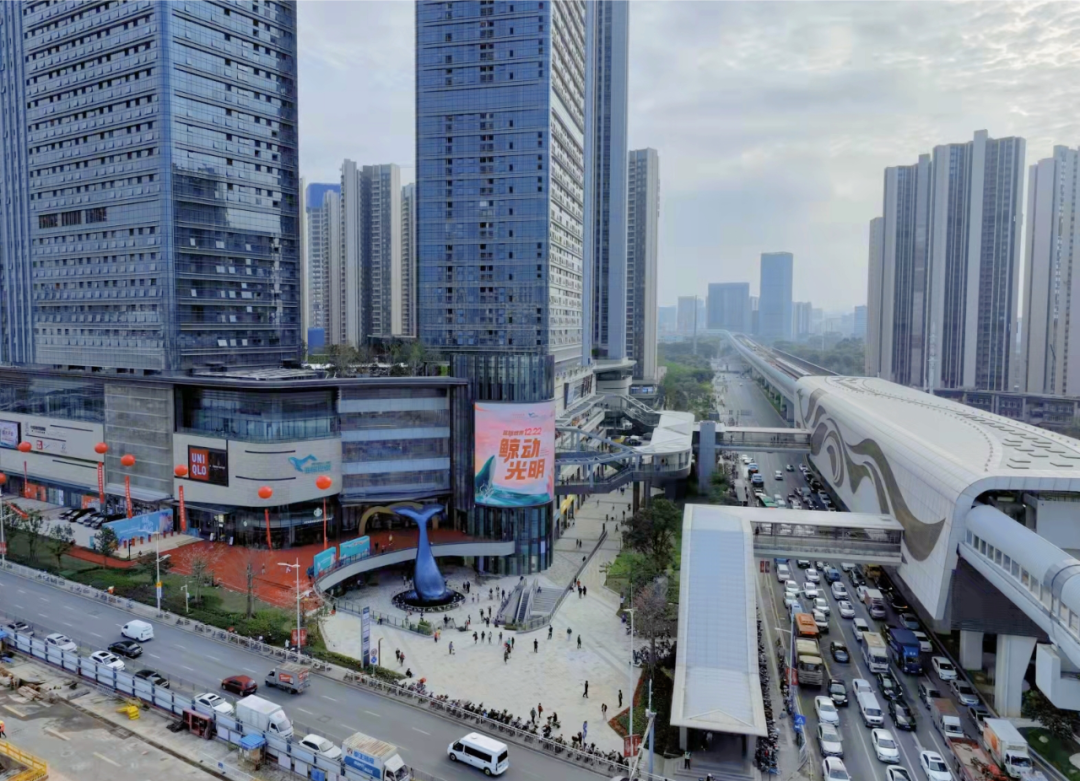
[716,360,988,781]
[0,569,608,781]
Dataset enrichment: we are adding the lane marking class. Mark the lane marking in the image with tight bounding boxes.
[298,708,315,716]
[2,705,27,717]
[344,724,361,733]
[45,728,70,741]
[412,727,430,736]
[364,710,380,718]
[243,667,258,674]
[175,644,187,651]
[322,695,339,703]
[207,655,222,663]
[181,665,196,672]
[17,589,26,594]
[63,605,77,611]
[93,752,121,767]
[10,603,23,609]
[90,632,103,639]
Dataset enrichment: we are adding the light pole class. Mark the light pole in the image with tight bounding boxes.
[154,536,170,613]
[315,475,332,549]
[181,582,190,614]
[258,486,274,549]
[278,558,303,651]
[625,605,635,750]
[0,473,7,565]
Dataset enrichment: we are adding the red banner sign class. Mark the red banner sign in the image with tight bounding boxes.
[291,628,308,647]
[97,462,105,506]
[623,734,642,758]
[124,474,132,519]
[178,484,187,533]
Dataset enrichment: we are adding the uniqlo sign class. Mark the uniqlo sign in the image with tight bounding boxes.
[188,446,228,486]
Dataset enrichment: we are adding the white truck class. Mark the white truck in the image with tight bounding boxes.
[343,732,411,781]
[235,695,294,739]
[982,719,1034,779]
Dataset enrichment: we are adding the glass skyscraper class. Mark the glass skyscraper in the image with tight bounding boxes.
[415,0,587,573]
[0,0,300,373]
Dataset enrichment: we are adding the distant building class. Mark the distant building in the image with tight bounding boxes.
[793,302,812,340]
[866,217,885,375]
[759,253,794,342]
[626,149,659,380]
[306,183,342,334]
[401,183,417,337]
[706,283,751,333]
[659,306,678,334]
[677,297,698,335]
[750,296,760,335]
[854,306,868,339]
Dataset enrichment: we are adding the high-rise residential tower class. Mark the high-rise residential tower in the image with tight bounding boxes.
[338,160,365,346]
[0,1,300,372]
[363,164,402,338]
[626,148,659,380]
[853,305,868,340]
[416,0,587,573]
[401,183,417,337]
[706,283,751,333]
[677,296,697,335]
[1022,147,1080,395]
[585,0,630,363]
[866,216,885,375]
[305,183,342,334]
[793,301,812,340]
[758,253,793,343]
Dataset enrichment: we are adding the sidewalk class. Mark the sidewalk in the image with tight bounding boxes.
[321,487,645,753]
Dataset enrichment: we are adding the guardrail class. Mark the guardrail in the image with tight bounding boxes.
[0,739,48,781]
[512,528,609,633]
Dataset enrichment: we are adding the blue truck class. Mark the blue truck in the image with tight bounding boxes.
[886,627,923,674]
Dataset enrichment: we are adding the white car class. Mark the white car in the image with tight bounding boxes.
[89,650,125,670]
[831,582,849,600]
[871,729,900,763]
[912,630,933,653]
[814,597,831,616]
[806,568,821,583]
[45,633,77,652]
[804,583,821,599]
[818,723,843,757]
[814,695,840,724]
[853,618,870,637]
[194,692,234,716]
[920,750,953,781]
[840,562,856,572]
[784,595,804,613]
[950,679,979,706]
[837,600,856,619]
[299,734,343,761]
[822,757,851,781]
[852,678,873,696]
[855,585,869,601]
[775,470,783,480]
[785,579,800,595]
[932,656,957,681]
[888,767,914,781]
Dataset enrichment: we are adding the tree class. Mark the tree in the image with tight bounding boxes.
[623,498,681,572]
[95,526,119,564]
[3,510,24,555]
[24,511,47,563]
[325,343,359,378]
[190,553,210,605]
[244,554,258,619]
[47,522,75,571]
[1022,689,1073,740]
[406,340,428,376]
[135,547,173,581]
[634,576,672,681]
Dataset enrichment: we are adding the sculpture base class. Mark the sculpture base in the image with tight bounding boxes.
[392,589,465,612]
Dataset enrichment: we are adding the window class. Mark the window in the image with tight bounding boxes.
[39,213,59,229]
[61,210,82,227]
[85,207,107,223]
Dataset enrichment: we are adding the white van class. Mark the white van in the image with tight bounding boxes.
[448,732,509,776]
[121,620,154,642]
[776,563,791,583]
[857,691,884,727]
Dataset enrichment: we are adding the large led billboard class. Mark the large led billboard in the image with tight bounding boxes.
[475,401,555,508]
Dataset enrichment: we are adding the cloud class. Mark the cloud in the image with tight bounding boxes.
[297,1,1080,312]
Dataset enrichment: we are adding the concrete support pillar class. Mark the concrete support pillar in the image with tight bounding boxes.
[994,634,1037,717]
[959,630,984,670]
[632,482,640,515]
[679,726,688,751]
[698,422,716,494]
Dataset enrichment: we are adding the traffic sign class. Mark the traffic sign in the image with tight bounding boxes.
[793,714,806,728]
[370,654,378,666]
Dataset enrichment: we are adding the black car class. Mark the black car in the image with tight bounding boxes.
[888,594,910,612]
[109,640,143,658]
[876,671,903,701]
[134,669,169,688]
[828,678,849,707]
[796,559,811,569]
[889,699,917,731]
[830,641,850,663]
[848,568,865,587]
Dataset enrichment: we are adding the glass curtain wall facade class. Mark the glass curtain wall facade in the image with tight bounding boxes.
[0,1,301,374]
[416,0,587,573]
[758,252,794,343]
[363,164,402,338]
[626,147,658,380]
[401,182,417,336]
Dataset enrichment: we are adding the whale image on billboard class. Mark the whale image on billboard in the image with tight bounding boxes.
[474,401,555,508]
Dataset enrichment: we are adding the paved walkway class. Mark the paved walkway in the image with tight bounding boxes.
[321,487,647,753]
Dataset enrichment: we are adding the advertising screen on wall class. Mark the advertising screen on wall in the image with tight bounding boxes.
[474,401,555,508]
[0,420,19,449]
[188,446,229,486]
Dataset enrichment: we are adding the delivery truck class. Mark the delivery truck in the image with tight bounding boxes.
[982,719,1034,779]
[235,695,294,739]
[795,638,824,687]
[862,587,886,618]
[264,663,310,694]
[886,627,924,674]
[343,732,411,781]
[947,737,1009,781]
[861,632,889,674]
[930,698,964,739]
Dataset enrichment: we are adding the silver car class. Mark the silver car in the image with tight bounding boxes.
[818,723,843,757]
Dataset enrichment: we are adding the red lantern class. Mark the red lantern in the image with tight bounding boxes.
[94,442,108,455]
[0,473,7,486]
[315,475,332,491]
[258,486,273,500]
[17,441,31,453]
[120,454,136,468]
[174,465,189,478]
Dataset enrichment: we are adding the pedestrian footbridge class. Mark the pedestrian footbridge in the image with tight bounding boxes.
[711,425,812,454]
[745,507,904,564]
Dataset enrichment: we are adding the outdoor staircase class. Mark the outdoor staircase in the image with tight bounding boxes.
[529,584,561,616]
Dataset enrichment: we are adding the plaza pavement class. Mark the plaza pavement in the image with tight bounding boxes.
[321,487,647,752]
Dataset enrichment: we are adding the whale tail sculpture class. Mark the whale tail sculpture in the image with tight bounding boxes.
[394,504,455,606]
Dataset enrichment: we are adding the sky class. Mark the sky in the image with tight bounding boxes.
[297,1,1080,313]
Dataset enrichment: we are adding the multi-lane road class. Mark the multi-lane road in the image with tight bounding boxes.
[0,569,607,781]
[718,359,988,781]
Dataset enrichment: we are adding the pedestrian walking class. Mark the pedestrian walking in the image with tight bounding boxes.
[583,721,588,740]
[449,641,454,655]
[548,625,553,640]
[534,638,538,653]
[481,630,485,642]
[473,631,478,644]
[499,631,504,643]
[566,626,572,639]
[683,751,691,770]
[395,649,401,663]
[602,703,608,718]
[538,703,543,719]
[503,650,509,664]
[583,585,588,597]
[531,707,537,723]
[400,653,405,667]
[0,718,5,739]
[433,632,438,644]
[488,633,492,644]
[582,680,589,698]
[577,634,582,649]
[618,689,623,708]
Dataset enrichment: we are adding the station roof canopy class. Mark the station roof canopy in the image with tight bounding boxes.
[671,504,768,737]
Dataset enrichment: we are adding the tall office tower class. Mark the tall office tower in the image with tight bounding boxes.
[853,305,867,340]
[793,301,812,340]
[706,283,751,333]
[585,0,629,362]
[626,148,659,379]
[866,216,885,374]
[338,160,365,346]
[305,184,342,333]
[416,0,587,573]
[401,183,417,337]
[758,253,794,343]
[677,296,698,334]
[926,131,1025,391]
[0,1,300,372]
[658,305,677,334]
[750,296,760,335]
[362,164,403,338]
[877,156,932,386]
[1022,147,1080,394]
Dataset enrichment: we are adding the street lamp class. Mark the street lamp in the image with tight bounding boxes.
[258,486,274,549]
[174,465,189,533]
[120,454,136,518]
[315,475,332,549]
[181,582,190,614]
[278,559,305,653]
[0,473,7,565]
[154,540,170,613]
[625,605,636,750]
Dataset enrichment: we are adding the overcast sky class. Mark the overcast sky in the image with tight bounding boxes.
[297,1,1080,313]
